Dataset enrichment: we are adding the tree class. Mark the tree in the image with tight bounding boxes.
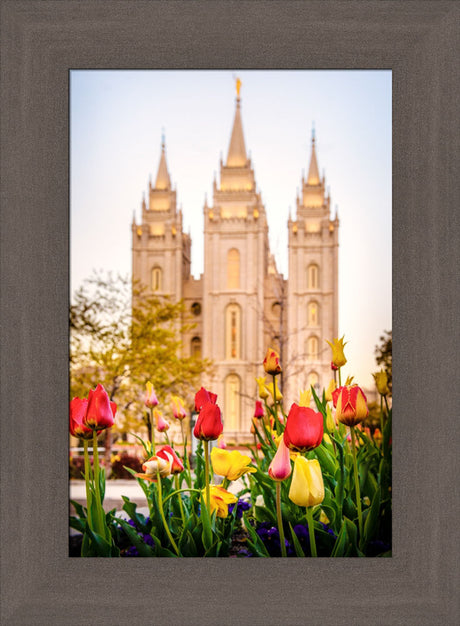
[70,271,211,441]
[374,329,392,395]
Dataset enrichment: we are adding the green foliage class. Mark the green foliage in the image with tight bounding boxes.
[375,329,392,394]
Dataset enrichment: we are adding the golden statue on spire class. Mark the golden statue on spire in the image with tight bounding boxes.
[236,77,242,98]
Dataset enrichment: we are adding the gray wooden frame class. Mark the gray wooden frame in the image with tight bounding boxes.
[1,1,459,624]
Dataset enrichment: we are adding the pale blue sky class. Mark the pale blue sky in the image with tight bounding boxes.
[70,70,391,390]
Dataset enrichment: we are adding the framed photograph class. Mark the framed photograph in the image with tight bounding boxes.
[1,1,458,624]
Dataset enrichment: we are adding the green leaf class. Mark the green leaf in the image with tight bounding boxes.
[84,525,115,557]
[70,499,87,520]
[314,444,337,477]
[362,487,381,549]
[331,520,348,557]
[117,518,156,556]
[243,515,270,557]
[254,505,277,525]
[69,516,86,534]
[289,523,305,557]
[200,498,213,552]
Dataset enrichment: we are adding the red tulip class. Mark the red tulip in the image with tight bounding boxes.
[194,386,217,412]
[334,385,369,427]
[83,384,116,430]
[156,445,184,474]
[69,397,95,439]
[283,403,323,453]
[254,400,264,418]
[193,402,223,441]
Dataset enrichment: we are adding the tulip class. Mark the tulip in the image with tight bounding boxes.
[373,370,390,396]
[171,394,187,420]
[326,335,347,368]
[263,347,282,376]
[135,454,171,482]
[217,434,227,449]
[211,448,256,481]
[69,397,95,439]
[153,409,170,432]
[334,385,369,427]
[144,381,159,408]
[194,386,217,411]
[254,400,264,418]
[201,485,237,518]
[193,401,223,441]
[289,457,324,508]
[255,377,270,399]
[373,428,383,444]
[326,404,335,433]
[83,384,116,430]
[283,403,323,453]
[265,379,283,401]
[299,389,312,407]
[157,445,184,474]
[325,379,336,402]
[268,437,292,481]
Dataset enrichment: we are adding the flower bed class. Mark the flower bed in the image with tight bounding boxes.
[70,338,391,557]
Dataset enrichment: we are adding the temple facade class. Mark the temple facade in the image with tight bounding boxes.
[132,87,339,442]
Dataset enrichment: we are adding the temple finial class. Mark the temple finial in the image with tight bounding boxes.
[236,77,242,100]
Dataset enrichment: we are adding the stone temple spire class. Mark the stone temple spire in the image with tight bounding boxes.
[154,132,171,190]
[307,127,320,185]
[226,78,247,167]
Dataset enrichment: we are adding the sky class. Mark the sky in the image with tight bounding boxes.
[70,69,391,390]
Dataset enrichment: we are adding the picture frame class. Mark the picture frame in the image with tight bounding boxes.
[1,1,458,624]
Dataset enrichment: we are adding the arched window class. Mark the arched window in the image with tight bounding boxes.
[308,301,319,326]
[224,374,241,431]
[306,336,319,360]
[307,263,319,289]
[307,371,320,393]
[151,267,162,291]
[225,304,241,359]
[227,249,240,289]
[191,336,201,358]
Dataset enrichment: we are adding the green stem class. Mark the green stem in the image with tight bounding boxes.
[275,482,287,557]
[380,396,384,438]
[383,394,390,416]
[204,440,211,512]
[306,506,317,557]
[272,374,282,434]
[83,440,93,527]
[162,487,202,506]
[174,474,186,527]
[92,430,106,538]
[155,471,180,556]
[350,426,363,539]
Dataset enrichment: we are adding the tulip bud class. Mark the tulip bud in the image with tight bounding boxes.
[171,395,187,420]
[373,428,383,444]
[193,402,223,441]
[254,400,264,418]
[83,384,116,431]
[255,377,270,399]
[325,379,336,403]
[283,403,323,453]
[153,409,170,432]
[326,335,347,368]
[288,457,324,508]
[268,438,292,481]
[144,381,159,408]
[299,389,312,408]
[194,386,217,412]
[217,434,227,449]
[156,445,184,474]
[69,397,95,439]
[211,447,256,481]
[263,347,282,376]
[334,385,369,427]
[373,370,390,396]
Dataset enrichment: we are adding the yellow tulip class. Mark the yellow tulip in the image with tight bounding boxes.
[255,376,270,399]
[201,485,237,518]
[325,379,336,402]
[373,370,390,396]
[299,389,312,407]
[326,404,335,432]
[265,379,283,401]
[326,335,347,368]
[288,457,324,508]
[210,447,256,481]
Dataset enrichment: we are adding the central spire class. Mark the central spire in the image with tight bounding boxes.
[154,133,171,190]
[226,78,247,167]
[307,127,320,185]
